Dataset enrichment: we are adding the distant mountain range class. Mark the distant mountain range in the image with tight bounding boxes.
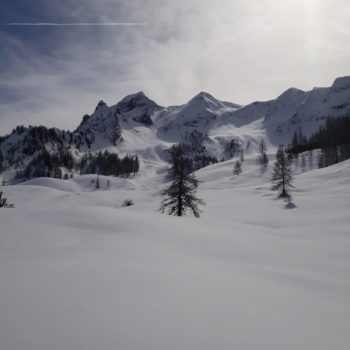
[1,76,349,181]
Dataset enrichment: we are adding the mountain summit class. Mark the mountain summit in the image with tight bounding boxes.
[115,91,162,127]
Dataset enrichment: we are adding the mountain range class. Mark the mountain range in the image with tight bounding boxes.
[1,76,349,180]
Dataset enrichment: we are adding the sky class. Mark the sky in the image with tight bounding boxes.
[0,0,349,134]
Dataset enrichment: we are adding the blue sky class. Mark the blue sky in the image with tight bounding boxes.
[1,0,350,134]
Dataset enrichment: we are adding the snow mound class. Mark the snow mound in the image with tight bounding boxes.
[21,177,80,193]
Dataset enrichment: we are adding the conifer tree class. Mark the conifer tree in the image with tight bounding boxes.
[160,145,204,217]
[308,150,314,169]
[257,139,269,167]
[301,154,306,172]
[95,175,100,190]
[240,150,244,162]
[271,145,293,199]
[0,150,3,173]
[233,160,242,176]
[0,189,14,208]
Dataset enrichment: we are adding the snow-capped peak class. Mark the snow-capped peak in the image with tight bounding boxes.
[156,92,241,140]
[276,87,306,104]
[94,100,108,112]
[118,91,148,104]
[115,91,162,127]
[191,91,216,101]
[187,91,228,109]
[116,91,162,110]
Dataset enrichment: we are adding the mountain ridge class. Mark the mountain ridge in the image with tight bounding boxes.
[0,76,349,181]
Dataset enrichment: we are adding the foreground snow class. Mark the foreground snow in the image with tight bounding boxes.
[0,159,349,350]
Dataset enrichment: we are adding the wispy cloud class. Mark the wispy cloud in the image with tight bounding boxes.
[3,22,148,26]
[0,0,349,135]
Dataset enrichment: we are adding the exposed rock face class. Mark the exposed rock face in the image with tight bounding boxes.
[73,100,121,150]
[115,91,162,126]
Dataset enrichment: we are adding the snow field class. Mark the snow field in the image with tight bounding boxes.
[0,158,349,350]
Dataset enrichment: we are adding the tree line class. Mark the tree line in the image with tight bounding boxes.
[21,147,74,180]
[80,151,139,177]
[16,148,139,181]
[287,115,350,167]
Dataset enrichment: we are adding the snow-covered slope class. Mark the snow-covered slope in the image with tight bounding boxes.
[263,76,350,143]
[156,92,241,140]
[1,155,349,350]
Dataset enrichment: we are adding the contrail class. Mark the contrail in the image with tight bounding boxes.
[2,22,148,26]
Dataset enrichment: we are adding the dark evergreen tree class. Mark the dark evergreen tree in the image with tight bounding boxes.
[160,145,204,217]
[95,176,100,190]
[0,150,3,173]
[0,189,14,208]
[240,150,244,162]
[233,160,242,176]
[52,166,62,179]
[290,128,307,155]
[318,149,326,168]
[301,154,306,172]
[271,145,294,199]
[224,139,241,158]
[308,150,314,169]
[192,154,218,171]
[122,199,134,207]
[257,139,269,167]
